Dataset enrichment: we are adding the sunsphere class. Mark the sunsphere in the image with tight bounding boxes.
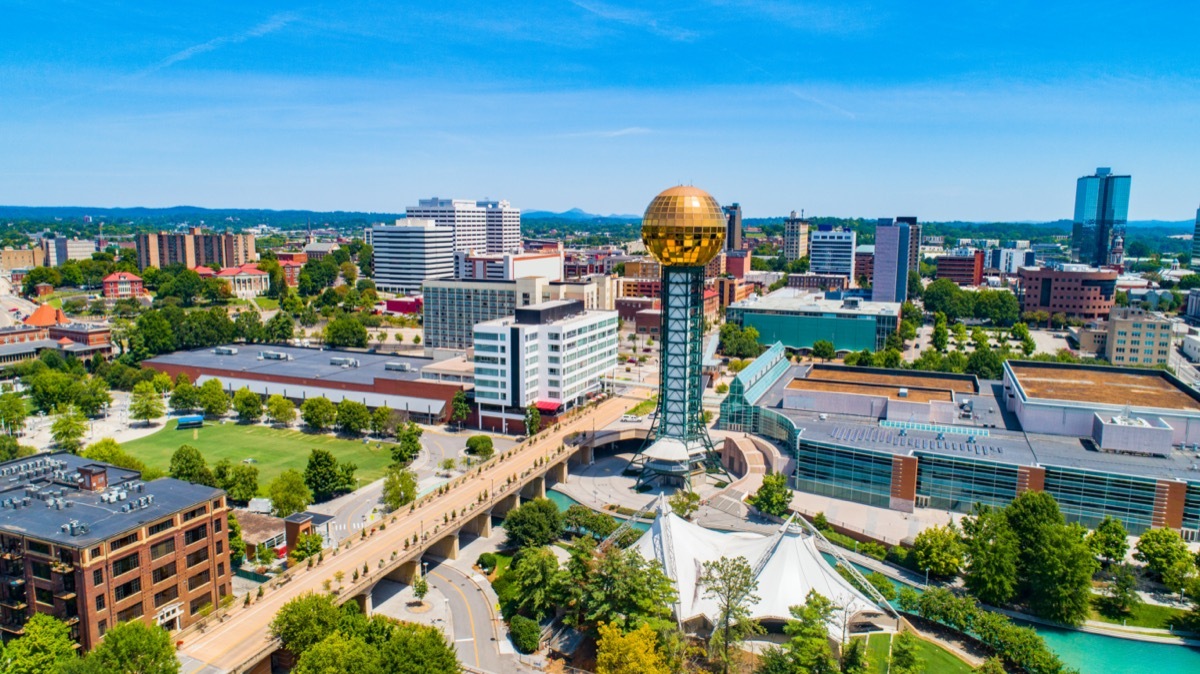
[641,185,726,267]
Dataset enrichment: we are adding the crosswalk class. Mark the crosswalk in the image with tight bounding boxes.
[328,519,372,532]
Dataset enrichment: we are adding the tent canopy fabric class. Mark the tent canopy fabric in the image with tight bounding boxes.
[634,507,880,637]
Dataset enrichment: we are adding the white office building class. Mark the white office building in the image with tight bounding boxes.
[473,300,618,432]
[784,212,809,262]
[368,220,454,294]
[405,198,521,254]
[454,250,564,282]
[809,227,856,279]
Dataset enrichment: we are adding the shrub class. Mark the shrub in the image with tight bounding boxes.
[477,552,498,573]
[859,541,887,561]
[509,614,540,654]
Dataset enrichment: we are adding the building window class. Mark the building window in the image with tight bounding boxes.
[116,602,143,623]
[110,532,139,552]
[184,525,207,545]
[98,620,107,637]
[150,538,176,560]
[212,517,222,533]
[93,569,103,586]
[31,561,52,581]
[189,596,210,615]
[90,546,101,559]
[187,570,211,591]
[183,506,207,523]
[95,594,105,611]
[152,562,177,584]
[34,587,54,605]
[114,578,141,601]
[153,586,179,608]
[112,552,140,577]
[216,541,223,554]
[27,541,50,556]
[186,548,209,568]
[148,518,174,537]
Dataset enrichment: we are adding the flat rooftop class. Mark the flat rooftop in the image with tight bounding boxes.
[0,453,222,548]
[1009,362,1200,412]
[728,287,901,315]
[146,344,447,387]
[786,378,953,403]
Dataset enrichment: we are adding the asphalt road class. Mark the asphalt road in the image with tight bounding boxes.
[427,566,498,672]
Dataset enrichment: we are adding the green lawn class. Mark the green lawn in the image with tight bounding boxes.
[863,633,892,674]
[911,635,973,674]
[1091,595,1187,629]
[253,297,280,310]
[626,395,657,417]
[122,419,399,495]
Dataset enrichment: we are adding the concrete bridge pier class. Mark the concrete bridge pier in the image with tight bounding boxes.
[491,493,520,518]
[547,460,569,486]
[428,533,459,560]
[385,560,420,585]
[520,475,546,500]
[351,591,373,616]
[462,511,492,539]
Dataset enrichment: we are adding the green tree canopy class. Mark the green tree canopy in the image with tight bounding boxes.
[1088,516,1130,565]
[169,444,216,487]
[811,340,836,361]
[381,466,418,511]
[197,378,230,418]
[504,547,564,621]
[464,434,494,460]
[324,316,368,348]
[336,399,371,436]
[266,394,296,426]
[232,387,263,422]
[301,396,337,431]
[303,448,356,502]
[748,472,792,517]
[1026,523,1097,625]
[50,404,88,453]
[1,613,77,674]
[503,498,563,550]
[698,556,763,674]
[962,505,1019,606]
[269,593,343,656]
[269,469,312,517]
[74,619,179,674]
[912,524,965,579]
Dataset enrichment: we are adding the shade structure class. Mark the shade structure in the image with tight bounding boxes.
[634,508,886,639]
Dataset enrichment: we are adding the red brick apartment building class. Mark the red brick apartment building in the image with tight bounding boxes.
[1018,265,1118,320]
[935,250,985,286]
[0,454,231,651]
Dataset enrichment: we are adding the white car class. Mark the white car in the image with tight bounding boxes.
[620,414,641,423]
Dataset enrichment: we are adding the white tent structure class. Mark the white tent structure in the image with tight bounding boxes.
[633,504,894,640]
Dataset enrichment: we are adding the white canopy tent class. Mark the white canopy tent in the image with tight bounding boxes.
[634,505,888,640]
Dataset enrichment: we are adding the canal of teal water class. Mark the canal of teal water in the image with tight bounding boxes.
[545,489,1200,673]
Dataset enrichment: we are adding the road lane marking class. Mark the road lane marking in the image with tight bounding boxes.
[432,570,480,667]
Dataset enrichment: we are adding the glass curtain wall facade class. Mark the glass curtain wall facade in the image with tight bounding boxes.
[915,453,1019,512]
[794,441,894,508]
[1042,465,1158,533]
[1072,168,1131,267]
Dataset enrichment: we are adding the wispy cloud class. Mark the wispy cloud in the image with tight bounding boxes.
[786,87,857,119]
[568,0,697,41]
[139,12,298,76]
[557,126,653,138]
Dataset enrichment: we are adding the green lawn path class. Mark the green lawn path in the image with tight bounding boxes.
[1090,595,1188,630]
[122,419,399,496]
[853,632,973,674]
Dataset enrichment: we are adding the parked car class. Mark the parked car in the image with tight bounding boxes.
[620,414,640,423]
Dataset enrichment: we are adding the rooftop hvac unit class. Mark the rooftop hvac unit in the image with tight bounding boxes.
[330,357,360,368]
[258,351,291,361]
[385,362,412,372]
[117,491,127,501]
[146,494,155,505]
[214,346,239,356]
[898,388,908,398]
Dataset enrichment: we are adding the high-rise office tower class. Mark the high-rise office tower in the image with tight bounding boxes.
[872,218,910,303]
[783,211,809,262]
[405,198,521,254]
[722,203,743,251]
[369,220,454,293]
[1071,168,1131,267]
[809,226,856,279]
[896,216,921,275]
[1193,207,1200,263]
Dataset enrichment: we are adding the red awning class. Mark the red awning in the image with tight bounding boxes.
[535,400,561,413]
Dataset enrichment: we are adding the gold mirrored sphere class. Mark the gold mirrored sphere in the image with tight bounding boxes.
[641,185,726,266]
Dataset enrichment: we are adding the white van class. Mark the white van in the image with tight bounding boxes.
[621,414,640,423]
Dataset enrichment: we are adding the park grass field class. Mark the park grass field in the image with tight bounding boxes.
[854,632,973,674]
[863,633,892,674]
[122,419,398,495]
[1091,595,1187,630]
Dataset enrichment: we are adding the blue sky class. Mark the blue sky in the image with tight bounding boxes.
[2,2,1199,220]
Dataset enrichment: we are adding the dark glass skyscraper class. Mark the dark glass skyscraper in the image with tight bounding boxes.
[1072,167,1131,266]
[722,203,742,251]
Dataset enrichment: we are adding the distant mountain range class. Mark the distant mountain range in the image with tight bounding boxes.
[523,208,641,221]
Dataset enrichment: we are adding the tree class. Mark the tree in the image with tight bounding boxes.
[780,591,838,674]
[0,391,28,435]
[1088,516,1130,565]
[811,340,835,361]
[222,464,260,503]
[76,618,179,674]
[509,614,541,655]
[974,657,1007,674]
[962,506,1019,606]
[889,632,924,674]
[465,434,494,460]
[264,311,295,343]
[301,396,337,431]
[269,593,343,656]
[912,523,964,579]
[668,489,700,519]
[81,438,160,479]
[1005,490,1064,573]
[0,435,35,463]
[170,380,199,412]
[232,387,263,422]
[197,378,230,418]
[269,469,312,517]
[1102,563,1142,616]
[291,532,324,561]
[840,637,869,674]
[266,394,296,426]
[1135,527,1193,583]
[234,311,264,343]
[324,316,368,348]
[228,512,247,566]
[376,621,460,673]
[699,556,762,674]
[381,466,418,511]
[965,344,1003,379]
[304,448,356,502]
[292,632,379,674]
[1026,523,1097,625]
[169,444,216,486]
[595,622,671,674]
[524,403,541,436]
[450,389,470,429]
[392,421,423,464]
[2,613,77,674]
[336,399,370,435]
[503,498,563,550]
[50,404,88,453]
[931,321,949,351]
[748,472,792,517]
[506,547,564,620]
[370,405,395,437]
[568,546,676,632]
